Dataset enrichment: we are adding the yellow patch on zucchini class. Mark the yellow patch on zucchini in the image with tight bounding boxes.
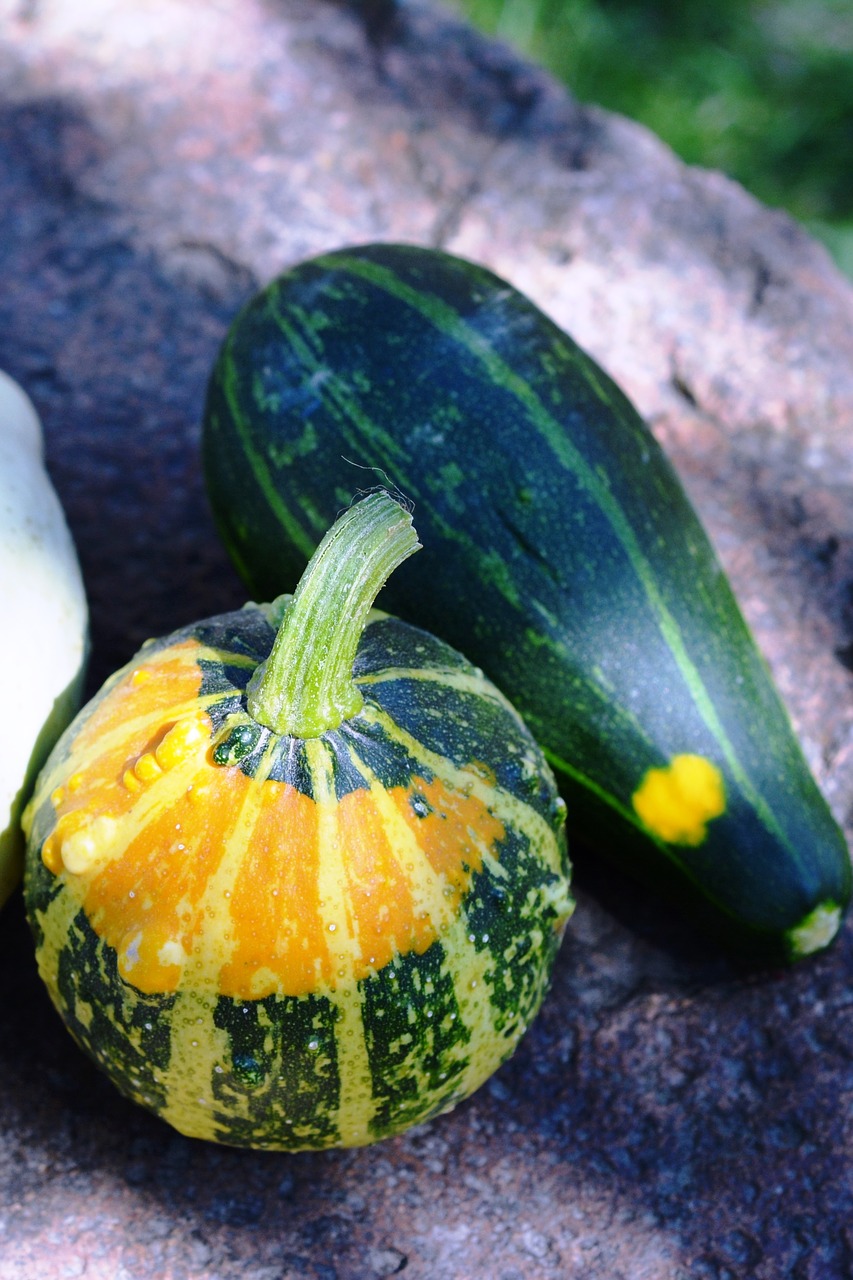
[632,754,725,847]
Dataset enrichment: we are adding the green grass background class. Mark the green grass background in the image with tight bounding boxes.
[445,0,853,277]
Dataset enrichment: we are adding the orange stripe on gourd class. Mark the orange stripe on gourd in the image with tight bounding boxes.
[398,772,503,888]
[45,643,206,839]
[37,624,510,1003]
[69,642,203,758]
[205,773,502,1000]
[60,756,504,1001]
[37,642,226,994]
[81,754,249,993]
[218,780,325,998]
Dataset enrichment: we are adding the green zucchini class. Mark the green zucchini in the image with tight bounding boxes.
[202,243,851,962]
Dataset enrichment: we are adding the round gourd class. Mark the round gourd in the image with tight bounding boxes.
[1,369,88,910]
[23,494,571,1150]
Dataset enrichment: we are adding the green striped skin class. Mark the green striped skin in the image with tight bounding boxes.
[23,603,571,1150]
[202,243,851,963]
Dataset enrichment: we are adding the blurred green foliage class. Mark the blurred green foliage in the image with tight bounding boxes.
[446,0,853,275]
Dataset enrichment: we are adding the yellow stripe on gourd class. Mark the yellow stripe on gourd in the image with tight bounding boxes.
[326,983,378,1148]
[307,737,369,987]
[158,989,234,1143]
[632,753,726,846]
[183,745,279,994]
[446,914,503,1065]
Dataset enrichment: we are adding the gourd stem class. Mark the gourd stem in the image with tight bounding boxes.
[247,492,421,737]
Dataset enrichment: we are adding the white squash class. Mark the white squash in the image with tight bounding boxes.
[0,370,88,908]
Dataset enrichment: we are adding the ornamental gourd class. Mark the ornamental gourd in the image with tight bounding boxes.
[202,242,851,963]
[1,370,88,910]
[23,493,571,1150]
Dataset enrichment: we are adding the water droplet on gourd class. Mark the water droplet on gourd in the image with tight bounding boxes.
[232,1053,263,1086]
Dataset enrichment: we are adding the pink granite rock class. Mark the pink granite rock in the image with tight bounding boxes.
[0,2,851,1277]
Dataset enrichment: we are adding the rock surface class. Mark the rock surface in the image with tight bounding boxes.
[1,1,852,1277]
